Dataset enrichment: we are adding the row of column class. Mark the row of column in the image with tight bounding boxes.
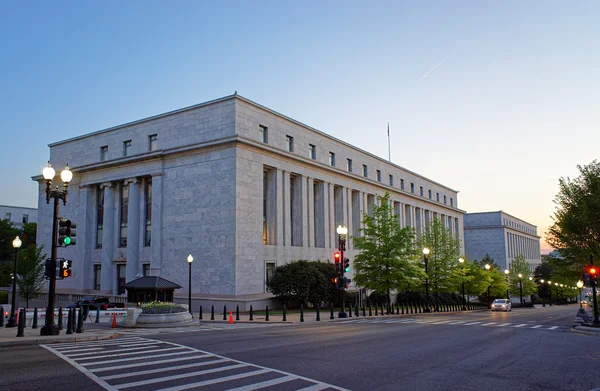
[507,232,539,260]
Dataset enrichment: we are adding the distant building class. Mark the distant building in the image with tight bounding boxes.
[464,211,541,271]
[0,205,37,228]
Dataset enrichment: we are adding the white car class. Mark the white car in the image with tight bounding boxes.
[491,299,512,312]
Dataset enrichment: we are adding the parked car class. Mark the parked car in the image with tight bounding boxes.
[491,299,512,312]
[66,296,123,311]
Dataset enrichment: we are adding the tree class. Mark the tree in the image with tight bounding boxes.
[0,219,21,287]
[547,160,600,266]
[352,193,424,303]
[533,262,553,300]
[22,222,37,246]
[509,254,536,299]
[266,260,335,306]
[17,244,47,308]
[463,261,490,299]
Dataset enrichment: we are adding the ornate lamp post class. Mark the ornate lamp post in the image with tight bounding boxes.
[504,269,510,300]
[555,282,559,304]
[337,225,348,318]
[5,236,22,328]
[458,257,466,310]
[518,273,523,307]
[485,263,491,307]
[187,254,193,316]
[423,248,431,313]
[41,162,72,336]
[547,280,553,306]
[540,279,546,307]
[576,280,584,312]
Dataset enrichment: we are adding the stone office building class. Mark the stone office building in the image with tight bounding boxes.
[464,211,541,272]
[34,94,465,308]
[1,205,37,228]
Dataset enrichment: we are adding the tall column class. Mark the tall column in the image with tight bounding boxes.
[100,182,114,293]
[283,171,291,247]
[301,176,309,247]
[323,182,331,250]
[125,178,140,284]
[151,173,163,273]
[78,185,92,291]
[276,169,284,250]
[328,184,335,248]
[345,188,352,250]
[307,177,315,247]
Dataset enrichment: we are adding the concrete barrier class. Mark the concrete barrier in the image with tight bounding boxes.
[2,306,128,327]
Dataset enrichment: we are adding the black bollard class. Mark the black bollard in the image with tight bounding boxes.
[223,305,227,321]
[32,307,38,329]
[375,304,378,316]
[282,305,287,321]
[236,305,240,321]
[330,302,334,320]
[300,304,304,322]
[368,303,372,316]
[348,303,352,318]
[16,309,25,337]
[58,307,63,330]
[355,303,359,317]
[76,308,84,333]
[316,304,320,321]
[95,306,100,323]
[395,304,399,315]
[381,303,385,316]
[211,305,215,320]
[410,303,414,314]
[66,309,73,334]
[199,305,203,320]
[249,305,254,321]
[265,306,269,321]
[418,304,422,314]
[401,303,405,315]
[362,306,366,317]
[0,306,3,327]
[386,303,390,315]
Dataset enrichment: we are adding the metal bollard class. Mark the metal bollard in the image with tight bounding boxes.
[16,309,25,337]
[96,307,100,323]
[316,304,320,321]
[375,304,378,316]
[265,306,269,321]
[348,303,352,318]
[0,306,3,327]
[76,308,84,333]
[199,305,203,320]
[249,305,254,321]
[282,305,287,321]
[236,305,240,321]
[330,303,334,320]
[381,303,384,316]
[211,305,215,320]
[66,309,73,335]
[58,307,63,330]
[32,307,38,329]
[300,304,304,322]
[362,306,366,317]
[368,303,372,316]
[355,303,359,317]
[223,305,227,321]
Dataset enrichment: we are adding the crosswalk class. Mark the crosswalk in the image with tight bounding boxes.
[338,317,568,331]
[42,337,347,391]
[85,323,286,337]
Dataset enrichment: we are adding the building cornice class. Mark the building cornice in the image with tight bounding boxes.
[464,224,541,239]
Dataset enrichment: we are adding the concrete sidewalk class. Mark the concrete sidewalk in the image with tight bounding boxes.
[0,322,119,347]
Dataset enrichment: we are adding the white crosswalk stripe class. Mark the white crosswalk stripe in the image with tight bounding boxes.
[41,337,348,391]
[337,317,567,331]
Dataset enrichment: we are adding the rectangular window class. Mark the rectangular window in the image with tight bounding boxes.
[329,152,336,166]
[265,262,276,292]
[119,184,129,247]
[389,174,394,186]
[96,186,104,248]
[450,198,454,207]
[259,125,268,144]
[436,192,440,202]
[286,135,294,152]
[22,214,28,224]
[149,134,157,151]
[100,146,108,161]
[4,213,10,221]
[444,195,447,204]
[411,183,415,193]
[347,159,353,172]
[145,178,152,247]
[377,170,382,182]
[117,264,126,295]
[142,264,150,277]
[123,140,132,157]
[428,189,432,199]
[93,265,101,290]
[309,144,316,160]
[420,186,424,196]
[401,179,405,190]
[363,164,368,178]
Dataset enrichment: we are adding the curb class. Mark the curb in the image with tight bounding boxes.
[568,326,600,336]
[0,332,119,347]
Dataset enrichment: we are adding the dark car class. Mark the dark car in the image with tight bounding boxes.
[67,296,112,311]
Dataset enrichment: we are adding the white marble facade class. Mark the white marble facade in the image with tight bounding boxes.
[34,94,465,300]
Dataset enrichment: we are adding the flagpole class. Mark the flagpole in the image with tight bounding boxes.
[387,122,391,162]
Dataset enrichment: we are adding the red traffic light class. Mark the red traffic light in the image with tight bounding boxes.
[331,277,338,283]
[333,251,342,263]
[590,267,597,275]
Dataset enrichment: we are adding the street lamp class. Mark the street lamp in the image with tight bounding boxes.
[518,273,523,307]
[548,280,553,306]
[423,248,431,313]
[187,254,193,316]
[458,257,466,310]
[576,281,584,312]
[555,282,559,304]
[40,162,72,336]
[5,236,22,328]
[484,264,491,307]
[337,224,348,318]
[504,269,510,300]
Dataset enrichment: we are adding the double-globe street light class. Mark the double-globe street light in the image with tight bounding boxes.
[576,280,585,313]
[458,257,466,310]
[484,263,491,307]
[187,254,193,316]
[504,269,510,300]
[423,248,431,313]
[337,224,348,318]
[41,162,73,336]
[5,236,22,328]
[518,274,523,307]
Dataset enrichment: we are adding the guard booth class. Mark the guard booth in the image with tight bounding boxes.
[123,276,182,303]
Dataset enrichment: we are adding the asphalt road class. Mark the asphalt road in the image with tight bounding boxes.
[1,305,598,391]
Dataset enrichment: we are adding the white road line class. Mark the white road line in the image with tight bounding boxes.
[67,345,159,357]
[448,321,466,325]
[83,350,195,366]
[431,321,451,324]
[111,341,163,348]
[154,369,272,391]
[497,323,512,327]
[58,347,105,353]
[549,326,559,330]
[481,323,497,326]
[101,358,230,380]
[48,338,143,349]
[224,375,296,391]
[531,325,542,328]
[113,363,248,389]
[90,354,213,373]
[464,322,481,325]
[513,324,527,328]
[76,347,185,361]
[296,384,331,391]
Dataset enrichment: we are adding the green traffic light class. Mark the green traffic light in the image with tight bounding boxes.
[345,267,350,272]
[63,237,71,245]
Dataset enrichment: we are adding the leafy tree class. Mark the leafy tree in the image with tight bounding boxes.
[547,160,600,266]
[450,255,475,301]
[352,193,423,303]
[463,260,490,299]
[17,245,47,308]
[508,254,536,299]
[266,260,334,306]
[533,262,553,300]
[22,223,37,246]
[0,219,21,287]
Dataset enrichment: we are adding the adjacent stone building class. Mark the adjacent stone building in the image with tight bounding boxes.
[33,94,465,308]
[464,211,541,271]
[0,205,37,228]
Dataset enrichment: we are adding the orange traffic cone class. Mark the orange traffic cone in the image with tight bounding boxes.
[111,313,117,328]
[229,310,234,324]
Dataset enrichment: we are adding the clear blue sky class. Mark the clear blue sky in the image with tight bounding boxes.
[1,1,599,252]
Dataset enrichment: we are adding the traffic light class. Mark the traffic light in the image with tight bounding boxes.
[59,260,72,278]
[331,277,338,285]
[334,251,342,275]
[58,219,77,247]
[44,259,54,278]
[589,266,598,282]
[344,258,350,273]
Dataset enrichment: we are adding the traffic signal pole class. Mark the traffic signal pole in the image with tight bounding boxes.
[590,255,599,326]
[338,236,347,318]
[41,196,60,336]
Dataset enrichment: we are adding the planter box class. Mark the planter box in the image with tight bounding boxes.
[137,311,192,325]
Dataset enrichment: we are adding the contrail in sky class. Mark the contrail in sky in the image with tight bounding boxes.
[419,53,452,81]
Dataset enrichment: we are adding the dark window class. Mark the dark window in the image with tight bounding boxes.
[93,265,101,290]
[377,170,382,182]
[96,186,104,248]
[123,140,131,157]
[145,178,152,246]
[347,159,353,172]
[149,134,157,151]
[119,184,129,247]
[286,135,294,152]
[142,264,150,276]
[100,146,108,161]
[259,125,268,144]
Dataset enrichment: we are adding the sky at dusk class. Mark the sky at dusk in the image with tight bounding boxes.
[1,1,599,253]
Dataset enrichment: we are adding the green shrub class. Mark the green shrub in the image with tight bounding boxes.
[0,291,7,304]
[140,301,187,314]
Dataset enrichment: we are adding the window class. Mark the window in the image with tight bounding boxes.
[96,186,104,248]
[123,140,132,157]
[149,134,157,151]
[428,189,432,199]
[145,178,152,247]
[309,144,316,160]
[389,174,394,186]
[142,264,150,276]
[286,135,294,152]
[22,214,28,224]
[4,213,10,221]
[401,179,405,190]
[444,195,447,204]
[259,125,268,144]
[411,183,415,193]
[100,146,108,161]
[377,170,382,182]
[329,152,336,166]
[347,159,353,172]
[93,265,101,290]
[420,186,424,196]
[119,184,129,247]
[450,198,453,207]
[265,262,276,292]
[263,171,268,244]
[362,164,368,178]
[436,193,440,202]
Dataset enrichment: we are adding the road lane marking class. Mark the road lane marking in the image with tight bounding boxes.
[224,375,297,391]
[513,324,527,328]
[481,323,497,326]
[497,323,512,326]
[549,326,559,330]
[101,358,230,380]
[154,369,272,391]
[67,345,159,357]
[464,322,481,325]
[82,351,196,366]
[296,384,331,391]
[75,346,185,361]
[90,354,213,373]
[431,321,451,324]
